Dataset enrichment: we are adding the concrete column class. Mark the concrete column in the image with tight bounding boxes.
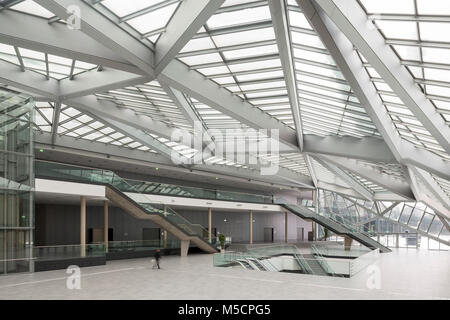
[396,233,399,248]
[163,230,167,249]
[180,240,190,257]
[80,196,86,257]
[249,210,253,244]
[104,200,108,253]
[344,236,353,251]
[163,205,167,248]
[208,208,212,242]
[285,212,288,243]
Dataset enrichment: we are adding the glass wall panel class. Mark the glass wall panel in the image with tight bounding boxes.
[0,88,34,275]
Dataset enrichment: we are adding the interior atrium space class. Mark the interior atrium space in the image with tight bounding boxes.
[0,0,449,307]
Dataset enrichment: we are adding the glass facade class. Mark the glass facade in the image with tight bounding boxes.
[0,88,34,274]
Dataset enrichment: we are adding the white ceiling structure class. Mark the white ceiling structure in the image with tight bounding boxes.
[0,0,449,221]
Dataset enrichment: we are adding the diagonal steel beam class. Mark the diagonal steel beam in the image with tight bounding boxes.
[303,135,396,163]
[313,0,450,154]
[409,166,450,213]
[269,0,304,150]
[407,166,450,219]
[298,0,403,161]
[0,59,59,99]
[312,156,373,200]
[0,10,143,75]
[51,101,61,145]
[160,83,204,128]
[158,60,300,150]
[154,0,224,74]
[58,68,150,100]
[34,0,155,77]
[317,155,415,200]
[93,117,178,161]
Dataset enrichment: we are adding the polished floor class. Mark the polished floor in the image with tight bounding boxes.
[0,248,448,300]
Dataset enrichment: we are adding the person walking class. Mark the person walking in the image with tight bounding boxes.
[153,249,161,269]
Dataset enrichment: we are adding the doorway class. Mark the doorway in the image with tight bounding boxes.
[297,227,304,241]
[264,227,274,243]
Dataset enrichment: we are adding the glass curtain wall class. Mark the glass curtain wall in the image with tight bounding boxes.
[0,88,34,274]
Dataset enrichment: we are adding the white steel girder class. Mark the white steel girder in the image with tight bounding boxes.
[312,0,450,154]
[269,0,304,150]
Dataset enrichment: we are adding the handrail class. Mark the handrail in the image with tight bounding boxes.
[311,245,338,277]
[35,161,219,250]
[35,160,273,204]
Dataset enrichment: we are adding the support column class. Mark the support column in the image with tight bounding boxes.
[80,196,86,257]
[104,200,108,253]
[344,236,353,251]
[163,230,167,249]
[163,205,167,248]
[208,208,212,243]
[180,240,190,257]
[396,233,399,248]
[285,212,288,243]
[249,210,253,244]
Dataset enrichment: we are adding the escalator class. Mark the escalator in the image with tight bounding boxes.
[236,259,255,270]
[247,258,268,271]
[36,161,218,254]
[301,254,328,276]
[279,203,391,253]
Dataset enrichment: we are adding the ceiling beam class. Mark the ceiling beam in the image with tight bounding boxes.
[313,0,450,154]
[407,166,450,220]
[158,59,300,150]
[303,134,396,162]
[312,156,373,200]
[160,83,203,128]
[298,0,403,161]
[58,68,150,100]
[0,59,59,100]
[34,133,309,190]
[0,9,143,75]
[154,0,224,74]
[269,0,304,150]
[34,0,156,77]
[317,155,415,200]
[51,101,61,145]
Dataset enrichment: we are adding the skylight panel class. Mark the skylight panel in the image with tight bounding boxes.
[101,0,167,17]
[360,0,415,14]
[228,59,281,73]
[288,11,312,29]
[126,2,178,34]
[419,22,450,42]
[417,0,450,15]
[206,6,271,29]
[422,48,450,65]
[11,0,55,18]
[211,28,275,47]
[376,21,418,40]
[180,37,215,53]
[179,53,223,66]
[223,45,278,60]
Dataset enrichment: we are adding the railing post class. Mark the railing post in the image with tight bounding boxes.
[104,200,109,253]
[208,208,212,243]
[80,196,86,257]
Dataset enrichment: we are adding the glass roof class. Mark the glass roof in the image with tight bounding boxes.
[96,80,193,130]
[0,0,449,200]
[359,0,450,160]
[0,43,98,80]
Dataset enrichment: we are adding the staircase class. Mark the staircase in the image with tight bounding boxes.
[36,161,218,254]
[279,203,391,253]
[302,254,328,276]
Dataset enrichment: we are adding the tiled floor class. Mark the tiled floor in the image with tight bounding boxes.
[0,248,448,300]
